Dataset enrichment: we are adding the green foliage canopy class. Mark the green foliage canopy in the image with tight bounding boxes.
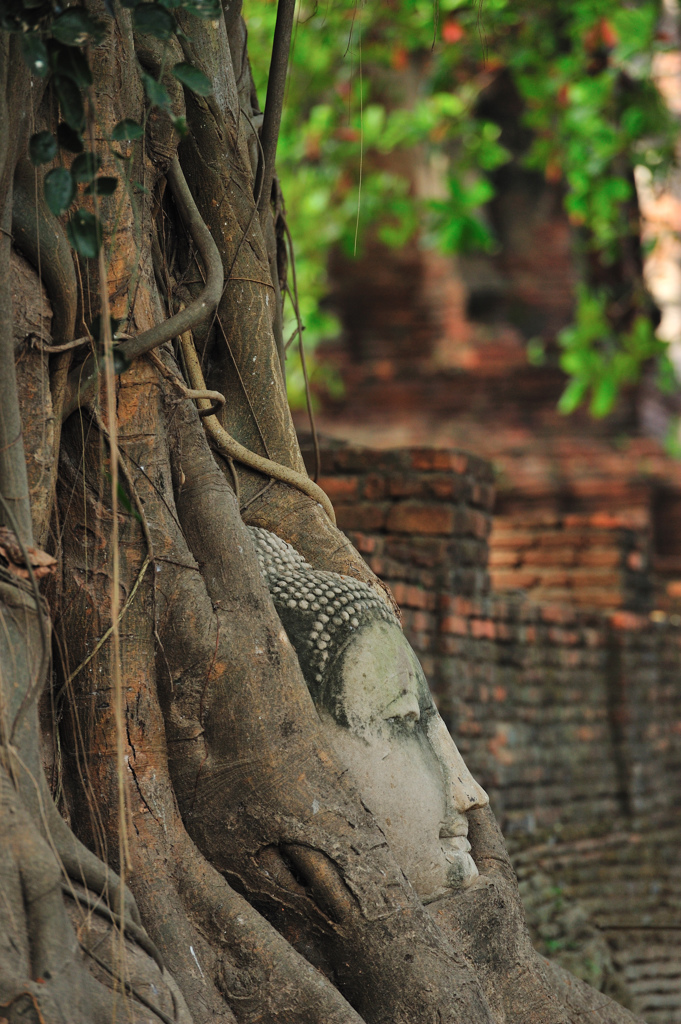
[245,0,677,417]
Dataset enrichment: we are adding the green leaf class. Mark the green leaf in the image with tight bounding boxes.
[590,375,617,418]
[57,121,84,154]
[44,167,75,215]
[54,75,85,132]
[182,0,220,18]
[171,62,213,96]
[172,115,188,137]
[29,131,57,166]
[101,469,142,520]
[50,43,93,87]
[89,314,122,342]
[112,348,132,375]
[142,73,171,110]
[71,151,100,183]
[85,176,119,196]
[20,34,49,77]
[52,7,100,46]
[558,378,588,415]
[112,119,144,141]
[133,3,175,39]
[67,209,102,258]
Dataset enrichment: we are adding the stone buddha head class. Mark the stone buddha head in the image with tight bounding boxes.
[251,527,489,902]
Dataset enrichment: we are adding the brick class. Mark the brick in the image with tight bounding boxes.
[578,547,621,568]
[571,570,621,588]
[410,449,468,474]
[489,549,519,568]
[410,611,433,632]
[402,585,429,609]
[523,547,576,567]
[471,481,496,511]
[454,507,491,538]
[490,570,539,590]
[490,530,536,549]
[538,530,593,547]
[471,618,496,639]
[540,605,576,624]
[387,475,423,498]
[336,503,388,531]
[440,614,469,636]
[361,473,386,500]
[573,588,623,608]
[609,611,647,631]
[387,502,456,535]
[347,531,377,555]
[533,569,570,587]
[318,475,359,501]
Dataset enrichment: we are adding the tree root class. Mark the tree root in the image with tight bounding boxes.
[178,324,336,523]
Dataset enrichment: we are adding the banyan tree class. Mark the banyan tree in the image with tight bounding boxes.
[0,1,649,1020]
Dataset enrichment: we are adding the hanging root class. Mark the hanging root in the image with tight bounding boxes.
[177,325,336,524]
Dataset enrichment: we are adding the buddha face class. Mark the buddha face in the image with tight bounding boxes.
[317,619,489,902]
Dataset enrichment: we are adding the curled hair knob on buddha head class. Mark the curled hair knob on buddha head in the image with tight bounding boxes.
[249,525,399,725]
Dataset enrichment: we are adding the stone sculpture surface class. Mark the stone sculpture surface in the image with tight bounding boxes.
[250,525,489,902]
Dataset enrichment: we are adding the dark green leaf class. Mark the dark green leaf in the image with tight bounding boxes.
[101,470,142,520]
[119,0,139,7]
[52,7,99,46]
[172,115,188,137]
[57,121,84,154]
[112,348,131,375]
[142,73,171,110]
[133,3,175,39]
[85,176,119,196]
[89,314,121,342]
[0,1,43,31]
[20,34,49,77]
[183,0,220,18]
[44,167,75,215]
[171,62,212,96]
[111,119,144,141]
[71,151,100,183]
[67,209,102,258]
[29,131,57,166]
[50,43,92,87]
[54,75,85,132]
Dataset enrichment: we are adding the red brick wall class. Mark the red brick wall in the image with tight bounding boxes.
[305,440,681,1023]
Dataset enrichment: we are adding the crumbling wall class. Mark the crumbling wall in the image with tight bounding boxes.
[307,441,681,1024]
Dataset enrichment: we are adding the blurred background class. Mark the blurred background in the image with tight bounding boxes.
[245,1,681,1019]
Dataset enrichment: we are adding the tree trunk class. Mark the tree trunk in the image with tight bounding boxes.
[0,4,647,1023]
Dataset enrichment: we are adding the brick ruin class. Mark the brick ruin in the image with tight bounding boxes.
[303,440,681,1023]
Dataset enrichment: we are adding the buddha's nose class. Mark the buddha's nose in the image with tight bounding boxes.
[429,714,489,815]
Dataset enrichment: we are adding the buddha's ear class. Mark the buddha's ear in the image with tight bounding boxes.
[466,805,516,887]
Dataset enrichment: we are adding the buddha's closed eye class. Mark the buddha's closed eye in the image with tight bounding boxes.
[382,692,420,724]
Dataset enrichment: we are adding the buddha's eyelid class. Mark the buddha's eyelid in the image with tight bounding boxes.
[382,693,421,720]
